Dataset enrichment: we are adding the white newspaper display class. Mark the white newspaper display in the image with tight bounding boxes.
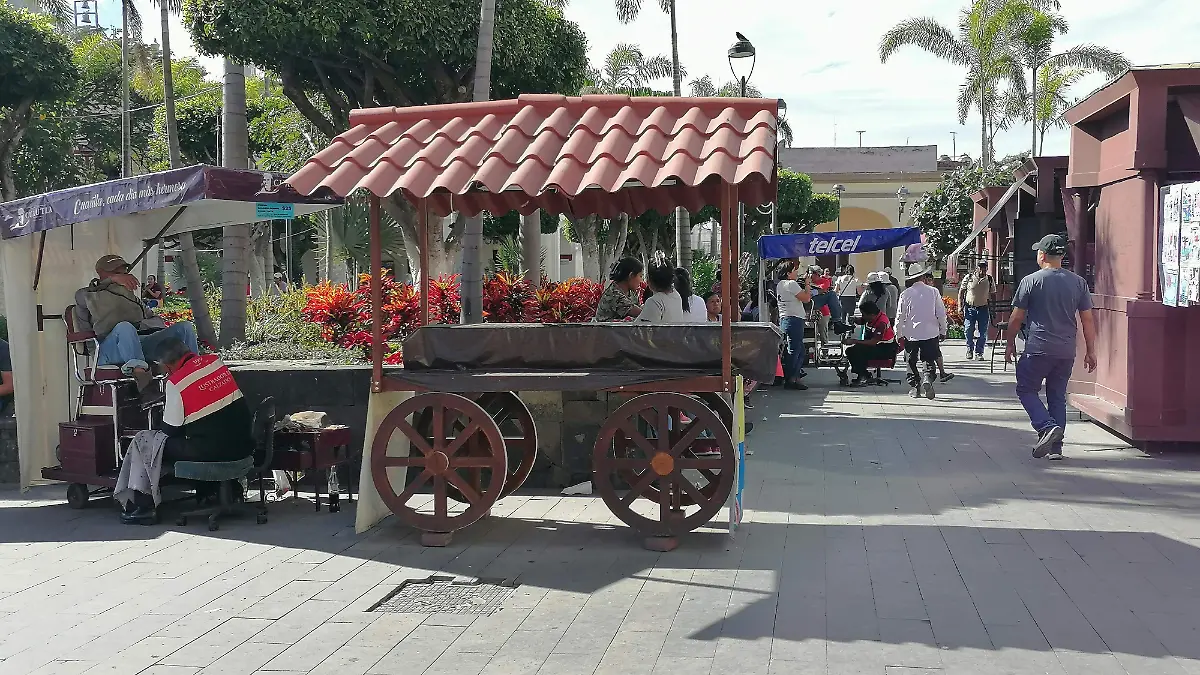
[1162,185,1184,306]
[1182,183,1200,304]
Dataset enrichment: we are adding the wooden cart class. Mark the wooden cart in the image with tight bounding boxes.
[283,94,785,549]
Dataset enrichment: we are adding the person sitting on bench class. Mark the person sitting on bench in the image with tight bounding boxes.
[75,254,199,397]
[843,300,898,386]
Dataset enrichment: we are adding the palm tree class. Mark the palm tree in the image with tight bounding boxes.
[1027,65,1085,153]
[149,0,217,345]
[687,76,795,147]
[219,58,251,347]
[585,44,674,94]
[1008,8,1128,156]
[880,0,1053,167]
[613,0,692,270]
[460,0,497,324]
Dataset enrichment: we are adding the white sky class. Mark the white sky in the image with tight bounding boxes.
[97,0,1199,160]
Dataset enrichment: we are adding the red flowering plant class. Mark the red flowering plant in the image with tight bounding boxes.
[156,307,194,326]
[483,272,536,323]
[428,274,462,324]
[942,296,964,327]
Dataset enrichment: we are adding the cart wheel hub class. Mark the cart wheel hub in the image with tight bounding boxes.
[429,451,450,475]
[651,453,675,476]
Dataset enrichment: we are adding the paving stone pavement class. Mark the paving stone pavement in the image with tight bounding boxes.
[3,353,1200,675]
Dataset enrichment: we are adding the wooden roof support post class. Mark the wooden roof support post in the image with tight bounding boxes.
[720,181,734,392]
[370,194,384,392]
[419,198,430,326]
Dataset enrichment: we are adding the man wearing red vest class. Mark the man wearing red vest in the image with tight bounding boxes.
[159,338,254,463]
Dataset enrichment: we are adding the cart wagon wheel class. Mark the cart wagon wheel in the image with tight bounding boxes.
[477,392,538,497]
[371,393,507,534]
[593,392,735,538]
[607,391,733,508]
[413,391,537,501]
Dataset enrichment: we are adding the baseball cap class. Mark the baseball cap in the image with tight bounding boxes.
[95,254,130,274]
[1032,234,1068,255]
[977,260,988,267]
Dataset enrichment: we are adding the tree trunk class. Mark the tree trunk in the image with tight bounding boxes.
[120,0,131,177]
[460,0,497,324]
[218,58,250,347]
[1030,65,1038,159]
[979,66,989,168]
[574,216,602,281]
[665,1,691,272]
[521,210,541,283]
[159,2,217,345]
[248,224,270,297]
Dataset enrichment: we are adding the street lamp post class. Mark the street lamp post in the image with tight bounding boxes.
[891,186,911,271]
[832,184,846,231]
[728,34,756,97]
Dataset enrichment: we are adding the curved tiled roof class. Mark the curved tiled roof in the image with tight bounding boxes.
[285,94,780,218]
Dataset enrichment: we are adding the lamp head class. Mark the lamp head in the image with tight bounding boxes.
[832,184,846,197]
[897,186,911,204]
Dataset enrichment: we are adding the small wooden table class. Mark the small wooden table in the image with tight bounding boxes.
[271,426,356,512]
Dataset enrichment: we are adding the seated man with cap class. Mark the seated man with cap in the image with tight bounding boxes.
[75,254,199,395]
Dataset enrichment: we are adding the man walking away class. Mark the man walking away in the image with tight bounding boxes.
[896,263,947,400]
[1006,235,1096,459]
[959,260,995,360]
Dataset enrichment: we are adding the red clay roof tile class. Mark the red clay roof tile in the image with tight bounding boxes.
[286,94,780,218]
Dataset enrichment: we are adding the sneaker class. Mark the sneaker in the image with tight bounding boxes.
[119,507,157,526]
[1048,450,1065,460]
[745,422,755,436]
[1032,426,1065,458]
[743,399,754,410]
[976,353,986,361]
[909,388,921,398]
[688,440,722,459]
[939,372,956,383]
[922,382,936,400]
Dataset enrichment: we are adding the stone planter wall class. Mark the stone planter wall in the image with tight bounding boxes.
[0,418,17,483]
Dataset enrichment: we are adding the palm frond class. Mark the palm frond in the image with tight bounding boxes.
[640,54,674,82]
[540,0,569,10]
[123,0,144,41]
[779,119,794,148]
[1043,44,1130,78]
[36,0,73,28]
[614,0,644,23]
[688,75,716,97]
[879,17,971,66]
[148,0,185,13]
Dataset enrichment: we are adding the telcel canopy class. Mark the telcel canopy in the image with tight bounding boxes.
[0,165,341,488]
[758,226,923,260]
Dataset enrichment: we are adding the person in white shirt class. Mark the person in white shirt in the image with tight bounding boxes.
[637,261,687,323]
[896,263,948,400]
[833,264,862,320]
[674,267,707,323]
[775,260,811,390]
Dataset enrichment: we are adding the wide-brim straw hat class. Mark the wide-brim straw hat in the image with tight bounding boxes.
[905,262,933,281]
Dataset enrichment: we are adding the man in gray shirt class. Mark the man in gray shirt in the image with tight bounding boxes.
[1006,234,1097,459]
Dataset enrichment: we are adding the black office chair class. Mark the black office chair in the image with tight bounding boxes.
[174,397,276,531]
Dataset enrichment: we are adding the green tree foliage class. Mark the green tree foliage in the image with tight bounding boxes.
[13,31,157,197]
[183,0,589,275]
[909,162,1012,259]
[794,193,841,232]
[183,0,589,138]
[694,168,830,237]
[0,5,78,200]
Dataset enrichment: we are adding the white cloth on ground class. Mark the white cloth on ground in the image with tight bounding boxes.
[114,429,168,507]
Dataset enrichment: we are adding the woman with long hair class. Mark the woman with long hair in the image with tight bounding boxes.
[594,257,644,321]
[674,267,707,323]
[637,257,686,323]
[776,260,811,390]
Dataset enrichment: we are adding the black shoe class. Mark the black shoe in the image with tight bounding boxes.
[939,373,956,383]
[745,422,755,435]
[743,399,754,410]
[1033,426,1064,458]
[120,507,157,525]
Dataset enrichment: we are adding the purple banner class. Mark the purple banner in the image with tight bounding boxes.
[0,166,341,240]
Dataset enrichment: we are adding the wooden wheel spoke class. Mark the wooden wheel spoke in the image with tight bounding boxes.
[393,418,435,457]
[620,469,658,506]
[659,476,671,521]
[657,406,671,453]
[617,420,656,458]
[433,477,447,518]
[676,474,705,503]
[394,469,431,505]
[431,404,446,451]
[677,458,725,470]
[444,471,483,505]
[698,468,721,483]
[380,454,426,467]
[444,421,482,457]
[668,421,707,459]
[450,456,497,468]
[603,457,651,471]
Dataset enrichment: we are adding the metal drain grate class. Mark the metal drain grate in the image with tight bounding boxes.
[369,576,518,615]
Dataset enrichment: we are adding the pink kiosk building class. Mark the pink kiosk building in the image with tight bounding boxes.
[1061,65,1200,449]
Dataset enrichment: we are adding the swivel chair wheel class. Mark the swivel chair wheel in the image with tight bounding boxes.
[256,513,268,525]
[176,515,187,526]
